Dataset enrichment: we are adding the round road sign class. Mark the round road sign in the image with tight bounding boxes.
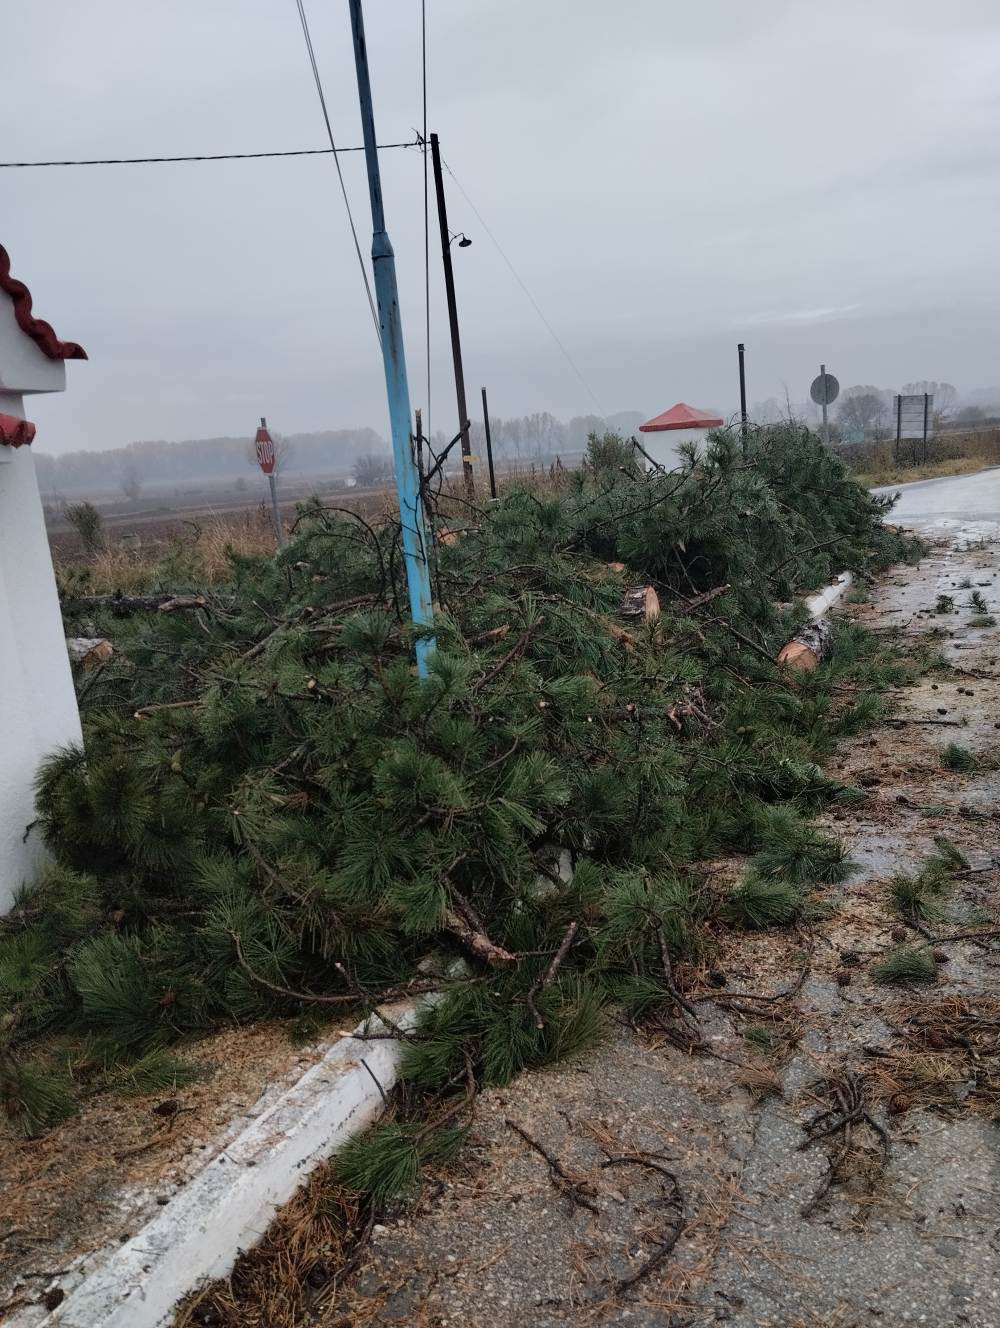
[810,372,840,406]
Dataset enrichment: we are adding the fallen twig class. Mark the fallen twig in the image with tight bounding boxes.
[230,930,466,1006]
[525,920,579,1030]
[505,1118,600,1215]
[887,717,964,728]
[596,1154,685,1295]
[657,927,699,1022]
[133,699,202,719]
[443,909,515,965]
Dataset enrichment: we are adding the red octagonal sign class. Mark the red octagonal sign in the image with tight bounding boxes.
[255,418,275,475]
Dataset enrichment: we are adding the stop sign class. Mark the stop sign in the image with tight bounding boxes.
[255,417,275,475]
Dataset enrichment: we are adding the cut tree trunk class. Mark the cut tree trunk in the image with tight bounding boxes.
[66,637,113,666]
[778,616,833,672]
[617,585,661,624]
[68,593,216,617]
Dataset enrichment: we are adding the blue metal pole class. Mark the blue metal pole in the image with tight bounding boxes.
[348,0,435,676]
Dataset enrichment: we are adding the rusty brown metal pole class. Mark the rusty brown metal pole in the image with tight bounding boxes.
[430,132,474,499]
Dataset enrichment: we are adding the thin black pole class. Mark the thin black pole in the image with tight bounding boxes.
[429,132,474,500]
[481,386,497,499]
[737,342,748,455]
[922,392,929,463]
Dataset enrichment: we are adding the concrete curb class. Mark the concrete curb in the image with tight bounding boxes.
[19,1006,417,1328]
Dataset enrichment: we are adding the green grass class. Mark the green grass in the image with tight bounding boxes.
[934,594,955,615]
[969,615,996,629]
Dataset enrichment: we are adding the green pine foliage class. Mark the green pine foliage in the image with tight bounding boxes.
[748,806,854,885]
[871,945,938,987]
[1,1054,77,1137]
[332,1118,467,1206]
[1,423,924,1132]
[941,743,977,772]
[889,840,967,922]
[727,874,805,929]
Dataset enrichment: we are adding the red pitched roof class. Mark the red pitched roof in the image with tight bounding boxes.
[638,402,722,432]
[0,244,87,361]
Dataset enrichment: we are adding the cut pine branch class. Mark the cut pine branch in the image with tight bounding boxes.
[443,910,515,965]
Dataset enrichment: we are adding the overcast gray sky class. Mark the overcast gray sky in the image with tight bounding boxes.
[6,0,1000,454]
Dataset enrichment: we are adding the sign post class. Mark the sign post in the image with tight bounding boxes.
[810,367,840,448]
[255,416,284,548]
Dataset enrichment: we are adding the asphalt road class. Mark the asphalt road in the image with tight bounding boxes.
[873,465,1000,527]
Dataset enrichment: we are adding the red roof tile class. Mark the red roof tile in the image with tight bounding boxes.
[0,412,37,447]
[638,402,723,432]
[0,244,87,361]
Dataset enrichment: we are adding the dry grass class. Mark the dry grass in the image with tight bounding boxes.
[863,995,1000,1119]
[174,1161,368,1328]
[734,1062,783,1100]
[53,510,280,594]
[853,429,1000,487]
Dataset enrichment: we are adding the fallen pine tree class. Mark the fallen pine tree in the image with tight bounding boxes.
[1,424,929,1140]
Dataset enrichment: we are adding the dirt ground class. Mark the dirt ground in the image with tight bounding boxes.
[316,530,1000,1328]
[0,1021,344,1321]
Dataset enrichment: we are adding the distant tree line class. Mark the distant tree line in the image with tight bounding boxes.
[34,427,385,499]
[448,409,643,467]
[37,411,647,499]
[752,381,995,444]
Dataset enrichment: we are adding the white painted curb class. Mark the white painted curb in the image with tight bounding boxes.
[16,1006,417,1328]
[804,571,853,620]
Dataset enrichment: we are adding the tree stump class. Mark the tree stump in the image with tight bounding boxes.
[777,617,833,671]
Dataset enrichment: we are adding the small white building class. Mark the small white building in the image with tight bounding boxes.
[637,402,724,471]
[0,244,87,911]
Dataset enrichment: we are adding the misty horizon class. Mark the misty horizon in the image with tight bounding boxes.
[6,1,1000,456]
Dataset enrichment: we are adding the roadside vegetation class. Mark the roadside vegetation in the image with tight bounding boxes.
[850,427,1000,487]
[2,425,930,1167]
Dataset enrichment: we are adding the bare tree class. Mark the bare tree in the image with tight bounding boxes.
[119,459,142,502]
[901,381,957,417]
[838,386,891,439]
[352,453,394,487]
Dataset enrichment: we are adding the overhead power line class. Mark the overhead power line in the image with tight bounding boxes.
[0,142,418,169]
[439,156,607,418]
[293,0,380,340]
[421,0,432,440]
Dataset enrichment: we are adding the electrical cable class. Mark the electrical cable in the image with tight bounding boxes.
[0,142,416,168]
[422,0,431,442]
[292,0,380,341]
[440,156,607,419]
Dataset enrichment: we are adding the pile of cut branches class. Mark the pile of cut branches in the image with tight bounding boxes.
[1,424,925,1138]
